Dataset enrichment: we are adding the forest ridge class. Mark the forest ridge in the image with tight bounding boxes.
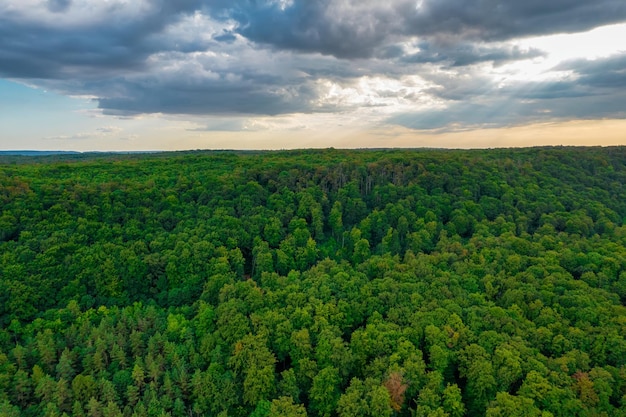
[0,147,625,416]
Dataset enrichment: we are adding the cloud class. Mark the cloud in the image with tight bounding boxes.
[0,2,340,115]
[47,0,71,13]
[400,42,545,67]
[0,0,204,78]
[44,125,125,141]
[188,119,250,132]
[407,0,626,41]
[96,126,122,134]
[0,0,625,132]
[208,0,626,59]
[388,52,626,131]
[559,54,626,89]
[213,31,237,43]
[44,132,93,141]
[90,47,327,116]
[187,117,299,132]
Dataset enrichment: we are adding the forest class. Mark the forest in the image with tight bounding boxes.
[0,147,625,417]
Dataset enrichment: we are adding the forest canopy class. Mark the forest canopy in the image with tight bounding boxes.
[0,147,625,416]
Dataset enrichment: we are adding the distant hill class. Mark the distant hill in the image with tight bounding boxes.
[0,150,81,156]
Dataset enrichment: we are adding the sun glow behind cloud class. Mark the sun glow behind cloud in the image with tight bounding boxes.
[521,23,626,61]
[497,23,626,84]
[313,75,444,113]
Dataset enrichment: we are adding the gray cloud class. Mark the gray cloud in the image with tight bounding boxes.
[559,54,626,89]
[208,0,626,59]
[0,0,204,79]
[213,31,237,43]
[388,52,626,131]
[400,42,545,67]
[407,0,626,42]
[0,0,625,129]
[96,78,317,116]
[387,96,619,131]
[47,0,72,13]
[221,1,412,59]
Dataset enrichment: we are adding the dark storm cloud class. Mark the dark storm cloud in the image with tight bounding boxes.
[212,1,411,59]
[0,0,625,124]
[76,47,325,117]
[0,23,144,79]
[0,0,203,79]
[207,0,626,59]
[408,0,626,42]
[96,77,317,116]
[0,1,339,116]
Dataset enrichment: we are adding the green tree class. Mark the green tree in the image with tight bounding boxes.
[486,392,546,417]
[329,201,344,241]
[442,384,465,417]
[458,344,496,415]
[229,334,276,406]
[270,396,307,417]
[56,349,75,381]
[309,367,340,417]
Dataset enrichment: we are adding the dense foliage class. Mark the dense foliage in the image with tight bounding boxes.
[1,147,626,417]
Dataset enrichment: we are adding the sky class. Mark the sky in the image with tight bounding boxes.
[1,0,626,151]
